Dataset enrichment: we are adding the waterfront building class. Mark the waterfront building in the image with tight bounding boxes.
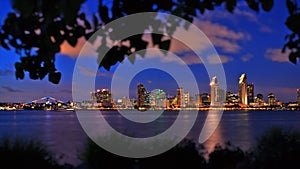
[137,83,149,109]
[238,73,248,105]
[210,76,219,106]
[255,93,265,106]
[177,87,184,108]
[247,83,254,104]
[195,94,202,107]
[201,93,211,106]
[183,92,190,107]
[267,93,277,106]
[91,89,113,108]
[149,89,167,109]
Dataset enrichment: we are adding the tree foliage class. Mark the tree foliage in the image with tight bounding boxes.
[0,137,63,169]
[0,0,298,84]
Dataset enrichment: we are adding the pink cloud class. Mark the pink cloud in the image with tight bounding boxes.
[265,48,289,62]
[78,65,113,77]
[207,54,233,64]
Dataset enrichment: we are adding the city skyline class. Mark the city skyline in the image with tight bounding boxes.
[1,72,300,105]
[0,1,300,103]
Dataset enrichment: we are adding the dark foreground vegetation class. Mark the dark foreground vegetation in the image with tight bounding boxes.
[1,127,300,169]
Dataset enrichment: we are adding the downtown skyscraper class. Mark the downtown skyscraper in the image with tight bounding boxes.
[238,73,248,105]
[137,83,149,109]
[247,83,254,104]
[210,76,219,106]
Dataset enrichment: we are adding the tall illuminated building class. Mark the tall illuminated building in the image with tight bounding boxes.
[137,83,148,108]
[195,94,202,107]
[150,89,166,109]
[267,93,276,106]
[183,92,190,107]
[210,76,219,106]
[255,93,265,106]
[92,88,113,108]
[298,89,300,105]
[247,83,254,104]
[177,87,184,108]
[238,73,248,105]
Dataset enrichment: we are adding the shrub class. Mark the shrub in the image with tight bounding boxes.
[0,137,63,169]
[207,142,250,169]
[252,127,300,169]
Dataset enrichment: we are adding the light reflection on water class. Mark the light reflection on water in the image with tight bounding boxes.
[0,110,300,165]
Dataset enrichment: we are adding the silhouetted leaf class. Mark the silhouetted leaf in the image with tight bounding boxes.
[99,5,110,23]
[159,39,171,54]
[260,0,274,12]
[48,72,61,84]
[1,40,10,50]
[246,0,259,12]
[152,33,163,45]
[15,62,24,80]
[289,52,298,64]
[29,71,38,80]
[38,67,48,80]
[93,14,99,28]
[226,0,237,13]
[84,19,92,30]
[155,0,173,11]
[285,14,300,34]
[127,34,148,51]
[67,36,77,47]
[287,0,297,15]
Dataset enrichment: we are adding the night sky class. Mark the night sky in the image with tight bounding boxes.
[0,0,300,103]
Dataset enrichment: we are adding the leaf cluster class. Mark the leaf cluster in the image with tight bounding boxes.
[3,0,298,85]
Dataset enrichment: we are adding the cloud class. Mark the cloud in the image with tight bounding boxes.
[60,37,85,57]
[265,48,289,62]
[235,9,258,23]
[78,65,113,77]
[2,86,23,93]
[207,55,234,64]
[0,69,14,76]
[241,54,253,62]
[168,19,250,57]
[202,8,271,34]
[180,53,203,65]
[60,37,99,57]
[194,20,251,54]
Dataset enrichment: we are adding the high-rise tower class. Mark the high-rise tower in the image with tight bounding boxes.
[177,87,184,108]
[210,76,219,106]
[238,73,248,105]
[247,83,254,104]
[137,83,147,108]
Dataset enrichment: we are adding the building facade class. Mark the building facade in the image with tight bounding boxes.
[177,87,184,108]
[238,73,248,105]
[247,83,254,104]
[267,93,277,106]
[91,89,113,108]
[137,83,149,108]
[210,76,219,106]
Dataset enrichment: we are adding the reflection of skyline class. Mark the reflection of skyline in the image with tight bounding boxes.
[202,113,224,154]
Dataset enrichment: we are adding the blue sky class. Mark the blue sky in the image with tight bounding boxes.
[0,1,300,103]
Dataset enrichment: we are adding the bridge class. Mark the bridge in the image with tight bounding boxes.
[27,96,64,104]
[24,96,74,111]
